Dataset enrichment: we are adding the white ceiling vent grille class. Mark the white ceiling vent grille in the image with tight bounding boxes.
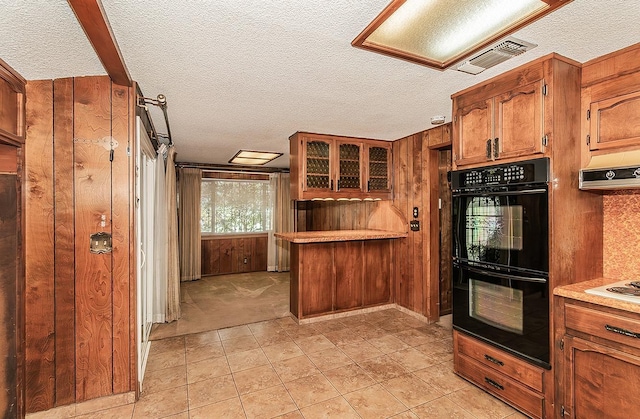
[456,37,537,75]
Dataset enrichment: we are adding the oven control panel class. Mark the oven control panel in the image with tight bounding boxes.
[451,157,549,189]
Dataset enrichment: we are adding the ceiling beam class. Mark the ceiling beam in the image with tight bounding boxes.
[67,0,132,86]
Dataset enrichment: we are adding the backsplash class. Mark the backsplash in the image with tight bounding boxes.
[603,190,640,280]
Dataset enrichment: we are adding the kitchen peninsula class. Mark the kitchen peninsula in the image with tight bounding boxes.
[276,201,408,320]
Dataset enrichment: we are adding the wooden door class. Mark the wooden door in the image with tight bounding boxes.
[588,90,640,151]
[0,170,20,418]
[335,140,363,195]
[564,336,640,419]
[454,99,493,166]
[494,80,545,160]
[334,241,363,310]
[302,137,333,194]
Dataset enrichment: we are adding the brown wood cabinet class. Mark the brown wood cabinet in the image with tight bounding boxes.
[452,58,555,168]
[0,58,25,146]
[581,42,640,163]
[451,53,603,419]
[556,297,640,418]
[290,239,393,319]
[290,132,392,200]
[454,331,547,419]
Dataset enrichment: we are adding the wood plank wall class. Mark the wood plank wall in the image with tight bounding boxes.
[296,201,377,231]
[201,235,268,275]
[24,76,135,412]
[392,132,441,321]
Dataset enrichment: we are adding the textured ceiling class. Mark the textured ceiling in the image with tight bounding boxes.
[1,0,639,167]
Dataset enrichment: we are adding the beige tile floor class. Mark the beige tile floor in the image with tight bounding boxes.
[70,308,528,418]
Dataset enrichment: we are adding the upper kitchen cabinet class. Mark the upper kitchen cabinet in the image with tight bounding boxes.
[0,58,25,146]
[290,132,392,200]
[452,55,579,168]
[581,42,640,161]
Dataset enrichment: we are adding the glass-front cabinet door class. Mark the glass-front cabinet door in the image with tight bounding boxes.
[337,141,363,193]
[367,144,391,195]
[304,139,332,192]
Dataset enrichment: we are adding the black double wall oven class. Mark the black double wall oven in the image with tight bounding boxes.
[451,158,551,369]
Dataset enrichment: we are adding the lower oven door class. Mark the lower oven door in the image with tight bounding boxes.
[452,263,550,369]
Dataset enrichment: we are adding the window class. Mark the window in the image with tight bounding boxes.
[201,178,273,234]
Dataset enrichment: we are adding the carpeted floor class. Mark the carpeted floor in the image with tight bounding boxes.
[150,271,290,340]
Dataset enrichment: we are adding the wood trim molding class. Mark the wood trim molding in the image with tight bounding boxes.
[67,0,132,86]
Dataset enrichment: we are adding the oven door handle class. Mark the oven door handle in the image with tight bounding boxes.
[453,188,547,197]
[464,265,548,284]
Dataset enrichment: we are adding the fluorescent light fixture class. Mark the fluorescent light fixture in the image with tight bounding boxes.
[352,0,571,70]
[229,150,283,165]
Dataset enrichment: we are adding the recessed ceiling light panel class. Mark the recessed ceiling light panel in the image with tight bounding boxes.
[229,150,283,165]
[352,0,571,70]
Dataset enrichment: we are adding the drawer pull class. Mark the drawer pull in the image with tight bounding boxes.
[484,377,504,391]
[605,324,640,339]
[484,354,504,366]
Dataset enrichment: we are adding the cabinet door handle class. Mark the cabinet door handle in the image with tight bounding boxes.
[486,139,492,159]
[493,137,500,159]
[484,377,504,391]
[605,324,640,339]
[484,354,504,366]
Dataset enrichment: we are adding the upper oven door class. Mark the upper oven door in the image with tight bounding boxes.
[453,185,548,274]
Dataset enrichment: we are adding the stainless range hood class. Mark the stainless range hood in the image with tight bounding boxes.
[579,150,640,190]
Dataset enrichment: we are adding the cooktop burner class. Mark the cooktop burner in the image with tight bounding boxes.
[585,280,640,304]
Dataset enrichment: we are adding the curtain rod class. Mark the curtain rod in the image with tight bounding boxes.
[138,93,173,146]
[176,162,289,174]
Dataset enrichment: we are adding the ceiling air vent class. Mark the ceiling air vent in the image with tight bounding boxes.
[456,37,537,75]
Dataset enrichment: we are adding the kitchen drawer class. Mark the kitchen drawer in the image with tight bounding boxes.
[455,353,544,419]
[455,331,544,393]
[565,303,640,351]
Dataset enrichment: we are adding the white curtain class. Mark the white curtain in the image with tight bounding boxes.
[267,173,292,272]
[152,148,167,323]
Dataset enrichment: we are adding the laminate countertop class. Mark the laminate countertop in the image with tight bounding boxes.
[554,277,640,315]
[274,229,408,243]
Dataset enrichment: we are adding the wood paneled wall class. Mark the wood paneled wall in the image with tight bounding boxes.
[296,200,377,231]
[24,76,135,412]
[392,130,444,321]
[201,235,268,276]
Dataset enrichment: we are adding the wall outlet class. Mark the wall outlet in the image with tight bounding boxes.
[243,257,248,264]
